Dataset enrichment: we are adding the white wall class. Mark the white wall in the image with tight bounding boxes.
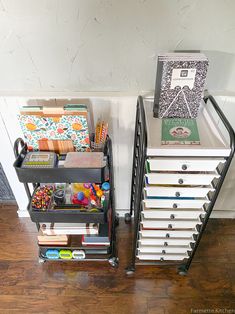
[1,1,235,216]
[0,0,235,94]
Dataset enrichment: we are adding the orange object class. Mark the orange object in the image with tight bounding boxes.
[94,184,99,191]
[72,123,83,131]
[25,123,37,131]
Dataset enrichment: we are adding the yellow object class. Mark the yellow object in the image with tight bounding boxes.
[95,120,101,144]
[95,120,108,144]
[72,122,83,131]
[25,123,37,131]
[96,189,103,197]
[89,208,99,212]
[59,250,72,259]
[72,183,91,198]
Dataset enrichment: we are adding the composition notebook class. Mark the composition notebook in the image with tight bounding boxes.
[161,118,200,145]
[153,52,209,118]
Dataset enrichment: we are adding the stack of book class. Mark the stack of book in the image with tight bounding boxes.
[153,52,209,119]
[82,224,110,247]
[37,232,69,246]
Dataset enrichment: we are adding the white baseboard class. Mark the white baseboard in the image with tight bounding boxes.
[17,209,30,217]
[211,210,235,219]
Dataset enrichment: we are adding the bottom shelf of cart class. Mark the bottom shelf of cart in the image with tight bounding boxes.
[40,245,110,260]
[39,256,111,262]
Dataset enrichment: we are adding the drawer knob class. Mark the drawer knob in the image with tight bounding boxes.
[166,233,170,238]
[170,214,175,220]
[175,192,180,197]
[178,179,184,184]
[160,257,164,262]
[162,250,166,254]
[182,164,187,170]
[173,203,178,208]
[164,242,168,246]
[168,224,173,229]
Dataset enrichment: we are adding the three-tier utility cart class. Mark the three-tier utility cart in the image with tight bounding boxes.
[13,136,119,267]
[125,94,235,275]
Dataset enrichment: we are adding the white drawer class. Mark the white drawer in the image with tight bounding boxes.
[144,186,214,198]
[140,229,198,238]
[141,216,202,229]
[147,158,225,172]
[146,172,219,185]
[138,243,191,254]
[139,237,195,246]
[137,253,189,261]
[143,198,209,209]
[142,209,204,220]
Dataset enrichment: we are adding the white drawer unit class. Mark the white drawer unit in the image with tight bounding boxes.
[136,253,189,261]
[142,209,205,220]
[139,237,195,246]
[139,229,198,238]
[143,198,210,209]
[146,172,220,186]
[144,185,214,198]
[147,157,225,172]
[138,243,191,254]
[126,95,234,275]
[141,216,202,229]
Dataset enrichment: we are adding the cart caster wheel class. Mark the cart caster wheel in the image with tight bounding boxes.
[125,213,131,223]
[115,215,119,227]
[125,266,135,275]
[38,258,46,264]
[178,266,187,276]
[108,257,119,268]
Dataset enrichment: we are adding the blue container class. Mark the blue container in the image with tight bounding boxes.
[45,249,59,259]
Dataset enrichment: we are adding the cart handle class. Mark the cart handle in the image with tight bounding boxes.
[14,138,27,159]
[204,95,235,156]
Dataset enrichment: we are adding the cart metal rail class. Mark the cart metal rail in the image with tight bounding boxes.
[14,136,119,267]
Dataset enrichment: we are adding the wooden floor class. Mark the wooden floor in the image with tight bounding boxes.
[0,203,235,314]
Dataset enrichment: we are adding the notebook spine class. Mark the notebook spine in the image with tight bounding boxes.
[153,58,163,118]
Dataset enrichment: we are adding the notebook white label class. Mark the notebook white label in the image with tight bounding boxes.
[170,68,196,89]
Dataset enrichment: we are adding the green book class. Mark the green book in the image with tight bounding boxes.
[64,104,87,111]
[161,118,200,145]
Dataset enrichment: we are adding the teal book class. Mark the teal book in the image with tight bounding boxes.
[161,118,200,145]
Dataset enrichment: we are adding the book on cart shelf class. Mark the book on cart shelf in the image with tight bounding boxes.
[40,223,99,235]
[153,52,209,118]
[37,232,69,246]
[82,223,110,246]
[161,118,200,145]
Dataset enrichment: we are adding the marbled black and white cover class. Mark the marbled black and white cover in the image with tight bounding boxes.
[153,53,209,118]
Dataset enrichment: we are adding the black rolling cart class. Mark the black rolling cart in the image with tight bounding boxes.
[125,94,235,275]
[13,136,119,267]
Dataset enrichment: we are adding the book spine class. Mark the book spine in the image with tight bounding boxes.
[153,58,164,118]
